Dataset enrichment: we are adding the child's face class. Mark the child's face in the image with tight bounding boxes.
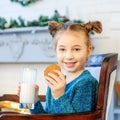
[55,32,92,73]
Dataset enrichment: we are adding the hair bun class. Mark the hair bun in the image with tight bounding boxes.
[85,21,102,33]
[48,21,64,37]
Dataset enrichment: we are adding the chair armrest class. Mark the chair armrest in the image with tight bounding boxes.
[0,110,102,120]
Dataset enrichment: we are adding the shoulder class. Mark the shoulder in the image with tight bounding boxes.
[75,70,98,88]
[81,70,98,82]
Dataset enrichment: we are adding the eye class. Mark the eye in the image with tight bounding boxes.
[58,48,66,51]
[74,48,80,51]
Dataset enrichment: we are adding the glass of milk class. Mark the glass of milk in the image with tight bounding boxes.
[19,68,37,109]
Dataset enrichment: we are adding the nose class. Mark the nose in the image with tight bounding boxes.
[65,50,74,60]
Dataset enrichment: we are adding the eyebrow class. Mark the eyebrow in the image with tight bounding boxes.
[58,45,82,48]
[73,45,81,47]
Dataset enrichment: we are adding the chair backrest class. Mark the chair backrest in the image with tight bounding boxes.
[96,53,118,119]
[85,53,118,119]
[0,53,118,120]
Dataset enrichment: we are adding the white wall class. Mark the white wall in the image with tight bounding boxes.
[0,0,70,21]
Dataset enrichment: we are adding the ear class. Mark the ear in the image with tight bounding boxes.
[87,45,93,58]
[54,47,57,57]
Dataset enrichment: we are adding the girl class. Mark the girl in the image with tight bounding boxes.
[30,20,102,114]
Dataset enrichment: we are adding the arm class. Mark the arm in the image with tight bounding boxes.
[50,79,98,113]
[30,100,46,114]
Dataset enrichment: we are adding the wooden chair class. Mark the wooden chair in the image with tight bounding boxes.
[0,53,118,120]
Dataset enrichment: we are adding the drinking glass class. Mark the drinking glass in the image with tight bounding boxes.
[19,68,37,109]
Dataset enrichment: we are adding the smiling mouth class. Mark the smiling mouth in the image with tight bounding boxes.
[64,62,76,68]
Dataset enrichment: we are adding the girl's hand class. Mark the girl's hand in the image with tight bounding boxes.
[34,84,40,102]
[45,70,66,99]
[17,82,21,97]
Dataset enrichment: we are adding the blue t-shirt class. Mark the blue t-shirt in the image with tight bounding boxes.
[30,70,98,114]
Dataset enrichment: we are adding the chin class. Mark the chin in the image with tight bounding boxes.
[65,67,76,73]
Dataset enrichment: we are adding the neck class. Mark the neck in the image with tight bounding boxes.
[65,69,85,84]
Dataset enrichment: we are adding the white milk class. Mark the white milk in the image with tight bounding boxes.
[19,68,37,109]
[20,83,35,103]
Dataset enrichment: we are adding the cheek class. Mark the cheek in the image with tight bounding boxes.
[56,54,63,60]
[55,51,63,60]
[76,52,88,62]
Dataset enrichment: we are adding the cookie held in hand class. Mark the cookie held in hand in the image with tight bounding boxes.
[44,64,61,77]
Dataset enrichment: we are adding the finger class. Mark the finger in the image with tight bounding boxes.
[47,73,65,85]
[48,72,62,83]
[34,84,40,102]
[45,79,54,88]
[45,76,57,85]
[54,70,66,81]
[17,83,21,96]
[34,84,39,91]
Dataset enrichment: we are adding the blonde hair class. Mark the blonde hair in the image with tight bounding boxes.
[48,21,102,48]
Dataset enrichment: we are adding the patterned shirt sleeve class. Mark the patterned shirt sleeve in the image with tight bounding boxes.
[30,100,46,114]
[50,79,98,113]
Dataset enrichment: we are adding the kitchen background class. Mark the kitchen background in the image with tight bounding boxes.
[0,0,120,119]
